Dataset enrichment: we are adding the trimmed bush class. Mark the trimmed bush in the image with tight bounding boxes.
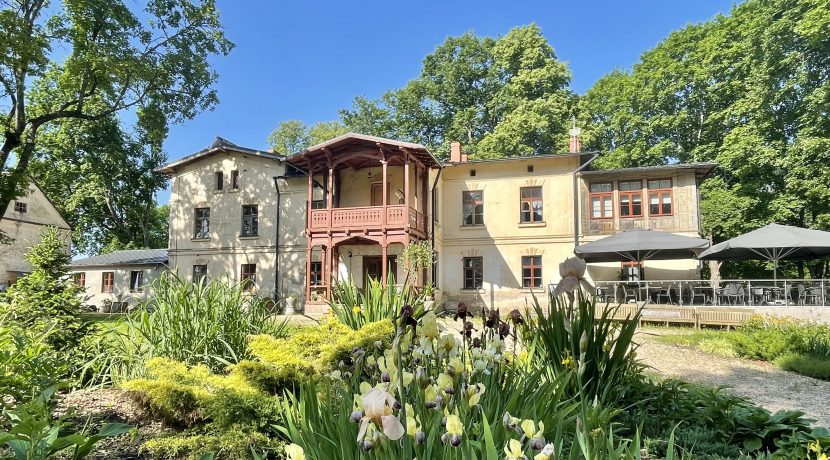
[124,357,279,430]
[236,317,394,392]
[141,428,281,460]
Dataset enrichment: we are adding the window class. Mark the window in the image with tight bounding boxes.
[130,270,144,292]
[192,265,208,284]
[527,165,534,173]
[622,261,642,281]
[522,256,543,288]
[311,200,326,210]
[520,186,543,223]
[618,180,643,217]
[215,171,224,191]
[463,257,483,290]
[589,183,613,219]
[310,261,322,286]
[231,170,239,190]
[241,205,258,236]
[648,179,673,216]
[241,263,256,291]
[470,169,476,177]
[194,208,210,239]
[462,191,484,226]
[102,272,114,293]
[13,202,27,213]
[74,272,86,288]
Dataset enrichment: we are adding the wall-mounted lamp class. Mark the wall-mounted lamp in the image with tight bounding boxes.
[348,251,353,258]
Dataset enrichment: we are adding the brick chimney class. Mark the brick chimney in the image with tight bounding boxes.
[568,124,582,153]
[450,142,464,163]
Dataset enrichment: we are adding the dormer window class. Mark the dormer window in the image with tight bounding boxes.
[215,171,224,191]
[13,202,27,213]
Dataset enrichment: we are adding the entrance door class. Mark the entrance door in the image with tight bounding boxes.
[371,183,389,207]
[363,255,397,284]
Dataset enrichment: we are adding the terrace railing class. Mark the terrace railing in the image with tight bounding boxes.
[560,279,830,307]
[308,205,427,234]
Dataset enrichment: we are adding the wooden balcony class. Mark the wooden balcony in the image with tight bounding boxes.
[309,205,427,235]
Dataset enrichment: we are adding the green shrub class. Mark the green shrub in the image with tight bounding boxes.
[141,428,281,460]
[238,317,394,392]
[124,357,280,431]
[0,323,67,405]
[620,378,815,457]
[775,353,830,380]
[0,227,88,352]
[89,274,290,384]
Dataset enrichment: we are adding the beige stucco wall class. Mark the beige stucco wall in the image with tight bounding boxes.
[437,155,580,310]
[72,264,166,310]
[166,151,308,300]
[0,182,71,289]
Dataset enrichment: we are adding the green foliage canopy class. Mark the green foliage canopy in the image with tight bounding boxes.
[339,24,576,159]
[579,0,830,277]
[0,0,233,219]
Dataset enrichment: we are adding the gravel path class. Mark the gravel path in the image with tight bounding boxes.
[635,330,830,428]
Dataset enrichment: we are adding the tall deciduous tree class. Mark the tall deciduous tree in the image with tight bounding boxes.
[0,0,233,217]
[581,0,830,278]
[339,25,575,158]
[267,120,348,154]
[30,111,170,255]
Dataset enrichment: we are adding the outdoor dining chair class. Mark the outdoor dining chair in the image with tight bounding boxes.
[621,285,638,304]
[655,284,674,304]
[686,282,708,305]
[797,284,822,306]
[721,283,745,305]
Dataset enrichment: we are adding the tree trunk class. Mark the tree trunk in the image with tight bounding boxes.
[0,131,37,217]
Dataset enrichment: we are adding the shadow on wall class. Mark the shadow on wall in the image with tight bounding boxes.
[587,264,698,282]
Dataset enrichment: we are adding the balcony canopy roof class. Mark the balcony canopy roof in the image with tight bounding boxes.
[287,132,441,173]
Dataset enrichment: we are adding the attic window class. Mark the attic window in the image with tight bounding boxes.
[527,165,534,173]
[14,202,27,213]
[470,169,476,177]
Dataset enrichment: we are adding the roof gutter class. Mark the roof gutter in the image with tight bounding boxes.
[573,153,601,248]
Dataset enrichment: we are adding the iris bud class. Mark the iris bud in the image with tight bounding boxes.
[350,411,363,423]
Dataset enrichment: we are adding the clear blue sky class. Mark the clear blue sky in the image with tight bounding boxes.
[158,0,737,203]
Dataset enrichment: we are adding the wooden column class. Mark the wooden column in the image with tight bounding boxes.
[381,240,388,284]
[306,163,313,228]
[422,165,429,231]
[381,158,388,228]
[305,245,312,301]
[324,242,332,299]
[404,152,410,230]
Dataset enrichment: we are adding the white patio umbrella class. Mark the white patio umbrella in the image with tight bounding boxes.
[698,223,830,281]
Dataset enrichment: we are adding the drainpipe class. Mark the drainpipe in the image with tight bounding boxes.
[273,175,288,301]
[430,166,442,285]
[573,153,600,248]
